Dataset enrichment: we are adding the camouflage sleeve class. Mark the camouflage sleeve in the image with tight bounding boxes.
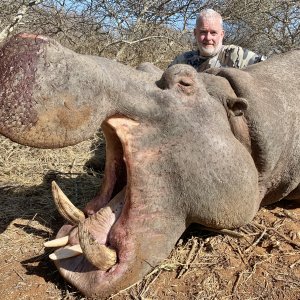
[168,50,201,69]
[221,45,266,69]
[168,53,189,67]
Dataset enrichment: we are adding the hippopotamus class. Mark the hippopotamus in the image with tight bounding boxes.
[0,34,299,298]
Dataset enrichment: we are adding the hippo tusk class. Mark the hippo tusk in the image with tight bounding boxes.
[78,221,117,271]
[49,244,83,260]
[52,181,85,225]
[44,236,69,248]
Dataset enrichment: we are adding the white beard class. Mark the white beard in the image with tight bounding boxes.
[197,40,223,57]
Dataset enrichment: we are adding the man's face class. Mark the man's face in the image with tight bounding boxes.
[194,17,224,57]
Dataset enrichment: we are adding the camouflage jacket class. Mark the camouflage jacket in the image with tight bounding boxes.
[169,45,266,72]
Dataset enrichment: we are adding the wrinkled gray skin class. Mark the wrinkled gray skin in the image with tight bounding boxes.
[0,34,299,298]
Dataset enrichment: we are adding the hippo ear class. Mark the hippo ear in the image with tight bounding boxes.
[226,97,248,116]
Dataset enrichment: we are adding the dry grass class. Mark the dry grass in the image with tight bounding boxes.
[0,134,300,300]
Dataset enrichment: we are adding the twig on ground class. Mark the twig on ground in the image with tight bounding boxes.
[282,209,298,221]
[139,269,162,298]
[244,255,273,283]
[245,226,267,253]
[228,240,248,265]
[177,238,200,278]
[240,225,259,236]
[254,222,300,248]
[69,158,77,174]
[0,183,20,189]
[14,269,25,281]
[232,270,245,294]
[26,213,37,228]
[198,226,245,238]
[109,263,177,299]
[290,258,300,269]
[270,227,300,248]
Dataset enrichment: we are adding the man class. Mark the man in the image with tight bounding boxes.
[169,9,266,72]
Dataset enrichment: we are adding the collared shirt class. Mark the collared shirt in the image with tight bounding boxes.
[169,45,266,71]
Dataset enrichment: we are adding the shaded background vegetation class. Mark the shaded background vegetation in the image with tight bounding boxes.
[0,0,299,68]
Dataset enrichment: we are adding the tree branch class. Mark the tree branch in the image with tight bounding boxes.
[0,0,43,43]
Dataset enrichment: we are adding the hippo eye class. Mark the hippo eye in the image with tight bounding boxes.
[179,80,192,87]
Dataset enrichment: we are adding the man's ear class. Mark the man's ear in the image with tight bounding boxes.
[226,97,248,116]
[221,29,225,40]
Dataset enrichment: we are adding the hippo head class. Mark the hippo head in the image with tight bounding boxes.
[0,34,260,297]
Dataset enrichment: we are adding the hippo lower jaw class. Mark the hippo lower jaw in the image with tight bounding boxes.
[45,117,135,295]
[49,186,133,297]
[49,182,124,270]
[45,117,186,297]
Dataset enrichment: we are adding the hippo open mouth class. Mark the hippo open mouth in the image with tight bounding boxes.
[45,117,143,294]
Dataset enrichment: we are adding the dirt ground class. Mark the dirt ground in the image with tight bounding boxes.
[0,134,299,300]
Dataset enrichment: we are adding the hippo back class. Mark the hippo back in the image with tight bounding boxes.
[214,50,300,204]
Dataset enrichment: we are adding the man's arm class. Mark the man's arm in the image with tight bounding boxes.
[168,50,200,68]
[221,45,266,69]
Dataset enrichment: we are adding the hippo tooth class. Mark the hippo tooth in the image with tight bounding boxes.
[49,244,83,260]
[78,221,117,271]
[44,236,69,248]
[52,181,85,225]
